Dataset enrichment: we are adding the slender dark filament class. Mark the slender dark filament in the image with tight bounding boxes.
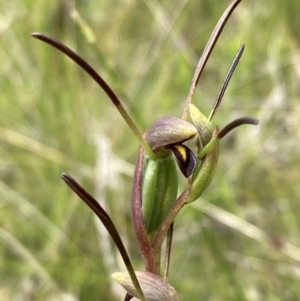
[31,33,156,160]
[209,44,245,121]
[61,173,145,301]
[182,0,242,119]
[31,33,122,108]
[218,117,259,139]
[163,222,174,280]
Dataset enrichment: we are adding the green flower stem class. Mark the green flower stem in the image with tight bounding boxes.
[152,189,190,252]
[197,133,220,159]
[31,33,158,161]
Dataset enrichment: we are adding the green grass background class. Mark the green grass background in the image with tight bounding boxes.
[1,0,300,300]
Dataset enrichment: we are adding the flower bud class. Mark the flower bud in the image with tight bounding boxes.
[112,271,180,301]
[145,116,197,155]
[145,116,198,178]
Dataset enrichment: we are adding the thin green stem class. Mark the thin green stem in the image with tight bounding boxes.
[197,135,220,159]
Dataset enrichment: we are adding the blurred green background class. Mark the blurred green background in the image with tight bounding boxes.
[1,0,300,300]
